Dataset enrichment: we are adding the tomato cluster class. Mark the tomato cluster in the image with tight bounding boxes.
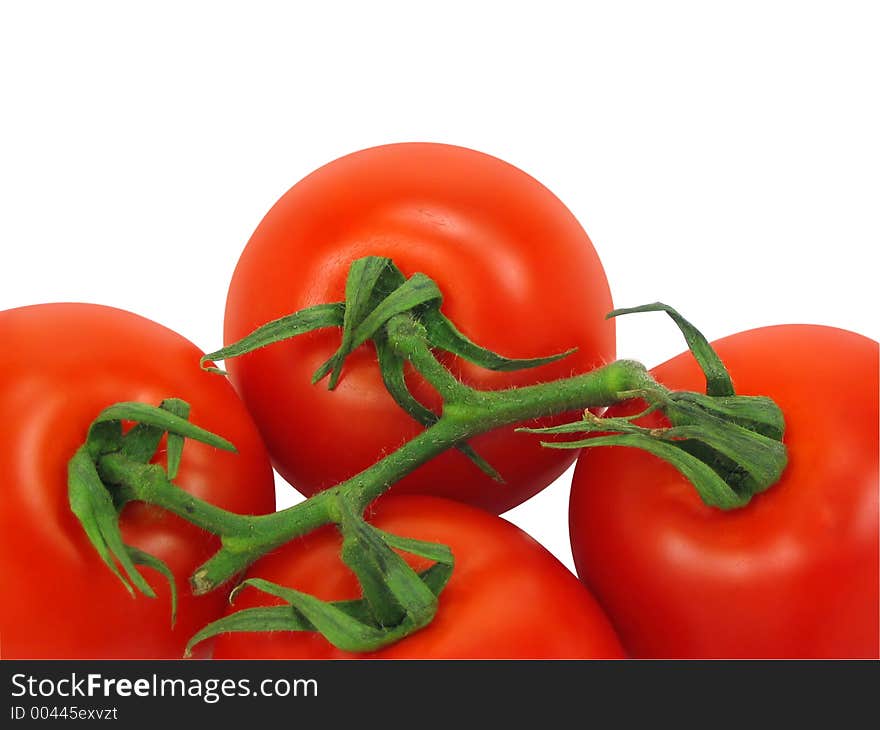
[1,143,876,659]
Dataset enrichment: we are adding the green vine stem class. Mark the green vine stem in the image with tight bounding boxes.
[94,351,652,594]
[68,257,788,653]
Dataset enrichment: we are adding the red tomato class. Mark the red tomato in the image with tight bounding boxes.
[223,142,614,513]
[0,304,275,658]
[213,495,624,658]
[570,325,879,658]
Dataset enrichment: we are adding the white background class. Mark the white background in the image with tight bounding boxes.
[1,1,877,571]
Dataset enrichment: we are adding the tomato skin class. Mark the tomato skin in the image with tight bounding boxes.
[570,325,879,658]
[213,495,624,659]
[223,142,614,513]
[0,304,276,659]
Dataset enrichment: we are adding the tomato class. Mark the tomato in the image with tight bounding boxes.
[0,304,276,658]
[223,142,614,513]
[213,495,624,658]
[569,325,879,658]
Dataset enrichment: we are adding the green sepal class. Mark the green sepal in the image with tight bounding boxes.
[85,420,124,461]
[378,529,455,574]
[312,257,402,385]
[337,502,444,629]
[120,399,191,478]
[546,432,753,509]
[68,447,158,597]
[667,391,785,441]
[367,529,454,614]
[185,606,313,657]
[161,399,190,479]
[407,562,454,597]
[200,302,345,373]
[421,306,577,372]
[120,402,176,464]
[608,302,735,397]
[339,514,409,628]
[326,257,393,388]
[128,546,178,626]
[87,402,236,454]
[665,401,786,480]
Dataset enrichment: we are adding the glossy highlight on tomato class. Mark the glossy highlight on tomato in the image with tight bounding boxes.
[223,142,615,513]
[213,495,624,658]
[570,325,879,658]
[0,304,276,658]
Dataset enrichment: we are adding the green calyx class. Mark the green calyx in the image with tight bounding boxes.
[203,256,574,381]
[522,303,788,510]
[68,399,236,624]
[202,255,576,482]
[186,501,454,656]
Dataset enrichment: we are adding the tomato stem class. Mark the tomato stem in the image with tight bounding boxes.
[98,455,256,536]
[384,313,474,404]
[191,358,652,592]
[85,355,653,597]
